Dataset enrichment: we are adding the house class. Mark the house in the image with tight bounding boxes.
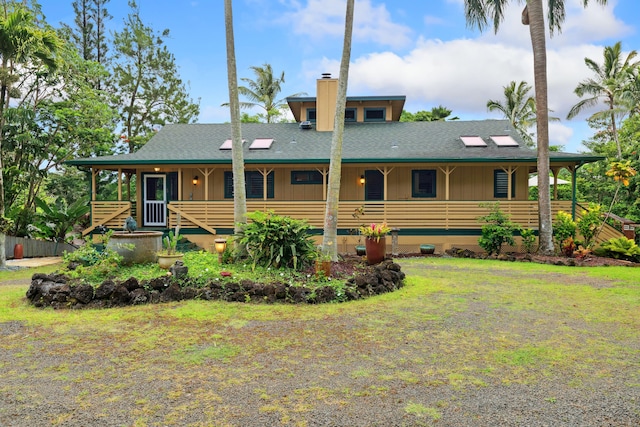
[68,75,614,253]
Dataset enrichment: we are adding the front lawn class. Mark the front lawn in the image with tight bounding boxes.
[0,257,638,426]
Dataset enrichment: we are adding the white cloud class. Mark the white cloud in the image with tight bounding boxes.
[278,0,413,48]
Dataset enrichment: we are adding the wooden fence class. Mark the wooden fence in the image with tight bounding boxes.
[5,236,76,259]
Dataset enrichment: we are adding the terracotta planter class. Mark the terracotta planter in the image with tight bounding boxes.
[315,260,331,277]
[157,253,183,269]
[365,236,386,265]
[13,244,23,260]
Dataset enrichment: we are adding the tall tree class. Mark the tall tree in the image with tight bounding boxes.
[321,0,354,261]
[111,0,199,154]
[223,63,304,123]
[224,0,246,233]
[400,105,458,122]
[0,1,63,267]
[464,0,608,255]
[567,41,638,159]
[61,0,112,89]
[487,80,537,147]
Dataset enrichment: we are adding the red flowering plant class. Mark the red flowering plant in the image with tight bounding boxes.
[360,222,391,242]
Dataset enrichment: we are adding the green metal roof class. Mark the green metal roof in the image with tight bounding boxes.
[66,120,604,167]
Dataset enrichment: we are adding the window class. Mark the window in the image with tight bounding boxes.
[224,171,274,199]
[412,170,436,198]
[364,108,385,122]
[494,170,516,198]
[291,170,323,184]
[345,108,357,122]
[306,108,316,122]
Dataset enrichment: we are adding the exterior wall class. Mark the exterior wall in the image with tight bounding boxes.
[138,163,533,205]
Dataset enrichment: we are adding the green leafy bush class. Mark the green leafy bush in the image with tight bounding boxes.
[576,203,602,248]
[595,237,640,261]
[553,211,577,252]
[520,228,537,254]
[234,211,317,270]
[477,203,520,255]
[62,233,124,281]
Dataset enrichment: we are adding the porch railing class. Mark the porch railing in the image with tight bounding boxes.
[164,200,573,232]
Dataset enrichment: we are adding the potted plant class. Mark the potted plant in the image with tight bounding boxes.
[157,227,183,269]
[360,222,390,265]
[352,205,366,255]
[314,251,332,277]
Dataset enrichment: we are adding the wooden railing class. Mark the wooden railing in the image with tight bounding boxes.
[164,200,575,232]
[84,201,131,235]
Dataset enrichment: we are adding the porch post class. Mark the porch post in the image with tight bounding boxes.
[91,168,97,201]
[117,168,122,201]
[178,168,182,201]
[439,166,456,201]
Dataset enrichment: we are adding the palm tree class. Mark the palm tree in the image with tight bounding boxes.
[487,80,537,147]
[464,0,608,255]
[321,0,354,261]
[567,42,638,159]
[0,4,62,267]
[223,63,305,123]
[223,0,246,233]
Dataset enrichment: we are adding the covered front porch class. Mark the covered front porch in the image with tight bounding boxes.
[86,199,621,254]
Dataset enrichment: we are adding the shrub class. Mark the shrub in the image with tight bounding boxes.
[553,211,576,252]
[477,203,520,255]
[234,211,317,270]
[520,228,537,254]
[576,203,602,248]
[62,233,124,281]
[595,237,640,262]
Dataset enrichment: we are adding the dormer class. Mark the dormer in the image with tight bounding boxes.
[286,74,406,131]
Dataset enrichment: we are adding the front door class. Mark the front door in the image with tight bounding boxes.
[144,174,166,226]
[365,170,384,201]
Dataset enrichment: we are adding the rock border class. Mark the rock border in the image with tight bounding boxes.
[25,259,405,309]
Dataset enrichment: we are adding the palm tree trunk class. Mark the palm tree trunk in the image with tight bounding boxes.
[224,0,247,233]
[322,0,354,260]
[525,0,554,255]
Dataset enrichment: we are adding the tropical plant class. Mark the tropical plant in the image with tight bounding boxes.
[321,0,354,261]
[567,42,638,159]
[553,211,577,251]
[223,63,305,123]
[595,236,640,261]
[233,211,317,270]
[400,105,458,122]
[223,0,247,236]
[160,228,182,256]
[576,203,602,248]
[487,81,537,147]
[477,203,520,255]
[520,228,537,254]
[32,196,90,243]
[464,0,609,255]
[360,223,391,243]
[0,3,63,267]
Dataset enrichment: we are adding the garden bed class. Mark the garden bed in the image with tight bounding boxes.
[25,258,405,309]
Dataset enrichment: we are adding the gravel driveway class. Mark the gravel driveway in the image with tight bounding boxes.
[1,259,639,426]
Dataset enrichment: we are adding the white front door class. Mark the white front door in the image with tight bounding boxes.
[144,174,166,226]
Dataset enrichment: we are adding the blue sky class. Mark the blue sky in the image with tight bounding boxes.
[42,0,639,153]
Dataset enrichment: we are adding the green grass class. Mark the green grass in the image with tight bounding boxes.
[1,257,639,426]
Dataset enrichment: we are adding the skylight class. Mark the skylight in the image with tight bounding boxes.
[460,136,487,147]
[220,139,245,150]
[490,135,519,147]
[249,138,274,150]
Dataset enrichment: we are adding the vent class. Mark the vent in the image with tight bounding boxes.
[321,73,332,79]
[460,136,487,147]
[300,121,313,130]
